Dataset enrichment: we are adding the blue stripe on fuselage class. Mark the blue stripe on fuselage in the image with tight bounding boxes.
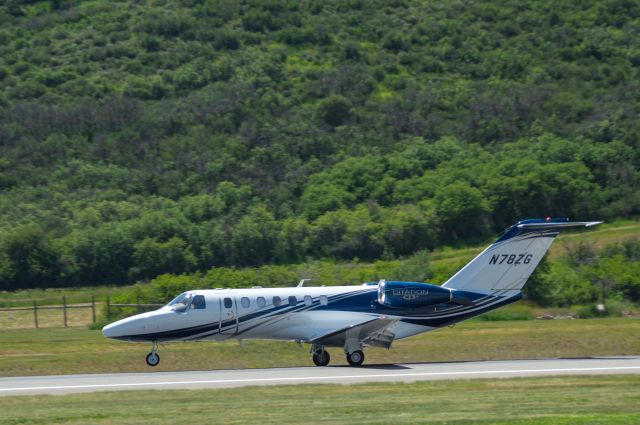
[111,287,514,341]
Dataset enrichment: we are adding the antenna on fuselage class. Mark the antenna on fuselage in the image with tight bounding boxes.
[297,278,311,287]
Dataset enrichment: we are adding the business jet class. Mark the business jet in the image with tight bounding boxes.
[103,218,601,367]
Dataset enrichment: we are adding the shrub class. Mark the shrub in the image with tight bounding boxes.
[317,95,352,127]
[476,305,535,321]
[142,13,195,38]
[124,76,167,100]
[214,32,240,50]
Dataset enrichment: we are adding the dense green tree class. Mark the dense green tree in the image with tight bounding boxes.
[317,95,353,127]
[64,225,135,285]
[230,205,279,266]
[381,203,439,255]
[0,0,638,290]
[131,237,197,281]
[0,225,60,289]
[522,257,554,306]
[435,182,491,241]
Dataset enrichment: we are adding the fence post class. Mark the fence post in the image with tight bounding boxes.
[63,296,67,328]
[137,295,141,313]
[33,300,39,329]
[106,296,111,319]
[91,296,96,323]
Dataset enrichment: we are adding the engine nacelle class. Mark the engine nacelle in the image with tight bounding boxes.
[378,280,456,309]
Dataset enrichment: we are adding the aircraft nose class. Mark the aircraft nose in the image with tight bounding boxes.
[101,312,161,340]
[102,316,138,339]
[102,322,121,339]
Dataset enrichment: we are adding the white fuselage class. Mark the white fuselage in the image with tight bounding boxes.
[102,284,435,345]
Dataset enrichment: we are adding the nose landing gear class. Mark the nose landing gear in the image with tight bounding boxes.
[311,344,330,366]
[146,341,160,367]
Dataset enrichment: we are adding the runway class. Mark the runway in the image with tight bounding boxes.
[1,356,639,396]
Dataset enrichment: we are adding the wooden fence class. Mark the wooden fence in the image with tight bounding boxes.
[0,296,163,329]
[105,296,164,319]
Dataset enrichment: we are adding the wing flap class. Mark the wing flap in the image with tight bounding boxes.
[310,317,398,349]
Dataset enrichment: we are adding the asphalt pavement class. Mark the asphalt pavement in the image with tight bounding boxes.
[1,356,638,396]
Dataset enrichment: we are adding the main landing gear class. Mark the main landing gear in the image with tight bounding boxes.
[311,344,366,367]
[344,338,365,367]
[346,350,365,367]
[146,340,160,367]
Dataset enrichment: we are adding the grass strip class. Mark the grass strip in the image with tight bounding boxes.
[0,375,639,424]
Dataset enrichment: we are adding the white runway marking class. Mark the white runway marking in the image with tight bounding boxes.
[2,366,639,393]
[1,357,638,396]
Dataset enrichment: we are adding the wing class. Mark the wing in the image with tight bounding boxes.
[309,316,398,349]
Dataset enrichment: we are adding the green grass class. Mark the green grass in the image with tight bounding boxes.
[1,375,639,424]
[1,318,638,377]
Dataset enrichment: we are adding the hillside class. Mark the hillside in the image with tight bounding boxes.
[0,0,639,290]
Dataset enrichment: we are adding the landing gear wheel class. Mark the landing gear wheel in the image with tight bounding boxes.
[312,350,330,366]
[346,350,364,367]
[146,352,160,366]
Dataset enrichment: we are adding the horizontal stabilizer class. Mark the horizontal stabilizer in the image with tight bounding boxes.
[516,221,603,229]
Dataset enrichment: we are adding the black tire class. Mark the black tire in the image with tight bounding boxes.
[146,352,160,367]
[346,350,364,367]
[312,350,330,366]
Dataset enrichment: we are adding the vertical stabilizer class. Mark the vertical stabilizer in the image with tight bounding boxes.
[441,218,602,294]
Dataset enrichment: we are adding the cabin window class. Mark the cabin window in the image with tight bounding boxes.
[223,297,233,308]
[288,296,297,306]
[273,296,282,307]
[257,297,266,308]
[241,297,250,308]
[192,295,206,309]
[319,295,328,306]
[304,295,312,306]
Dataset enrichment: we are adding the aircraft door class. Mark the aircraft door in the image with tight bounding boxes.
[219,296,238,335]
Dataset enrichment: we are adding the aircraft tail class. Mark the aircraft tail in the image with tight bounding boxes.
[441,218,602,294]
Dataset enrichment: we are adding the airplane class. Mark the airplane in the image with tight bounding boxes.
[102,218,602,367]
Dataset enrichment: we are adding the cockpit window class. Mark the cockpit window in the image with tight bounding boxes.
[192,295,206,309]
[168,292,193,308]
